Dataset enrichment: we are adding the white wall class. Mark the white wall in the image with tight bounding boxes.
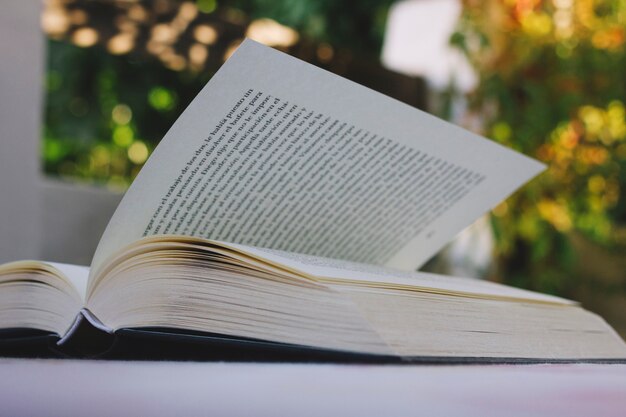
[0,1,43,263]
[41,180,123,265]
[0,1,123,266]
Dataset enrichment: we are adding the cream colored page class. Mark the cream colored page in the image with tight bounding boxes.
[91,39,543,277]
[224,242,572,305]
[47,262,89,301]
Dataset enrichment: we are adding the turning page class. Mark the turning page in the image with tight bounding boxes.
[91,39,544,276]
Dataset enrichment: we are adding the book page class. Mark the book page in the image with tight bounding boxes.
[91,39,544,277]
[0,260,88,301]
[221,241,573,305]
[47,262,89,301]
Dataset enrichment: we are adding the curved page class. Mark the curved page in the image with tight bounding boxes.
[91,39,544,279]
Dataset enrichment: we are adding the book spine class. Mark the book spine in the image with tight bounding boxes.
[56,309,116,358]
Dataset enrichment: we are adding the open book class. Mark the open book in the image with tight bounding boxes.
[1,40,624,362]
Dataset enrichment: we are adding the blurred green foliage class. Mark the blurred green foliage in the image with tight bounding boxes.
[44,38,214,188]
[454,0,626,293]
[42,0,394,188]
[232,0,393,54]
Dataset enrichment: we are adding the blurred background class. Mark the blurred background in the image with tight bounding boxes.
[0,0,624,336]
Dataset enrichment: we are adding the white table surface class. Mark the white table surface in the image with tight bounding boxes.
[1,359,625,416]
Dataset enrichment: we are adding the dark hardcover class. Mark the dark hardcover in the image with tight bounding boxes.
[2,318,625,364]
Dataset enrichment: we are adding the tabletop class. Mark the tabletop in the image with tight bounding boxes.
[1,359,625,416]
